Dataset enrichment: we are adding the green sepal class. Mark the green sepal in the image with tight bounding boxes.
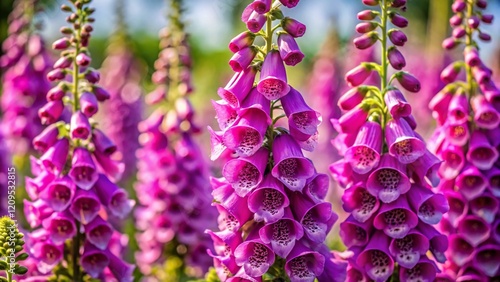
[0,260,7,270]
[14,265,28,275]
[15,253,28,261]
[270,9,284,20]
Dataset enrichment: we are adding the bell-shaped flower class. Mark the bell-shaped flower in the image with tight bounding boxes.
[356,231,394,282]
[466,130,498,170]
[229,46,257,72]
[385,118,425,164]
[106,250,135,282]
[24,199,53,228]
[212,99,238,131]
[81,242,110,278]
[94,174,134,218]
[33,123,59,153]
[448,234,474,266]
[340,215,373,248]
[93,149,125,182]
[30,239,64,274]
[223,148,268,197]
[39,138,69,174]
[92,128,117,155]
[218,66,257,108]
[417,222,448,263]
[409,149,442,187]
[68,147,98,190]
[70,111,91,139]
[85,215,114,250]
[257,50,291,100]
[444,121,470,146]
[438,143,465,179]
[469,192,498,223]
[471,95,500,129]
[259,208,303,258]
[447,92,469,124]
[271,134,315,191]
[385,89,411,119]
[215,194,252,232]
[472,244,500,277]
[25,170,56,200]
[277,33,305,66]
[69,188,101,224]
[342,183,380,223]
[281,87,321,136]
[39,175,75,212]
[336,104,370,135]
[42,211,77,244]
[407,184,449,225]
[366,154,410,203]
[284,241,326,282]
[373,195,418,239]
[80,91,98,117]
[455,164,488,200]
[206,229,243,258]
[389,230,430,269]
[487,167,500,197]
[248,175,289,223]
[234,232,275,277]
[456,215,490,247]
[222,109,269,157]
[303,173,329,202]
[345,121,382,174]
[443,190,468,227]
[399,257,438,282]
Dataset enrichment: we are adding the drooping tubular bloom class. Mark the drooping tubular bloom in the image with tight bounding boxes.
[330,1,449,281]
[134,0,217,279]
[430,1,500,280]
[22,1,134,280]
[0,0,52,155]
[207,1,346,281]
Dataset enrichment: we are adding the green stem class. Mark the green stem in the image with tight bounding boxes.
[72,221,81,282]
[72,15,82,112]
[6,263,12,282]
[464,0,475,97]
[379,0,390,129]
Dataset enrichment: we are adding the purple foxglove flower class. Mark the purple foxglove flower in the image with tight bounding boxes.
[53,56,72,69]
[76,53,91,66]
[33,123,59,153]
[366,154,410,203]
[68,147,98,190]
[290,192,337,243]
[52,38,70,50]
[42,212,77,244]
[387,47,406,70]
[24,199,53,228]
[215,196,252,232]
[85,215,114,250]
[338,87,369,111]
[30,240,63,274]
[39,138,69,174]
[409,149,441,187]
[303,173,329,202]
[234,236,275,277]
[389,230,430,269]
[355,22,378,33]
[38,100,64,125]
[208,252,240,281]
[457,215,490,247]
[93,85,110,101]
[93,149,125,182]
[222,109,268,157]
[80,91,98,117]
[208,127,229,161]
[46,85,66,101]
[472,244,500,277]
[70,111,91,139]
[356,231,394,282]
[229,46,257,72]
[271,134,315,191]
[373,195,418,238]
[407,184,448,224]
[467,131,498,170]
[257,50,291,100]
[388,29,407,46]
[106,250,135,282]
[69,188,101,224]
[448,234,474,266]
[336,104,370,134]
[438,143,465,179]
[242,6,266,33]
[448,92,469,124]
[345,121,382,174]
[399,257,437,282]
[444,121,469,146]
[469,192,498,223]
[94,174,133,218]
[258,208,303,257]
[281,87,321,136]
[39,175,75,212]
[206,229,243,258]
[487,168,500,197]
[278,33,305,66]
[212,99,239,131]
[222,148,268,197]
[81,242,110,278]
[353,32,378,50]
[345,64,373,87]
[429,87,454,125]
[329,160,354,188]
[92,128,117,155]
[396,71,421,92]
[416,222,448,263]
[284,241,326,282]
[342,183,380,222]
[25,170,56,200]
[455,164,488,200]
[340,215,373,248]
[442,190,468,228]
[282,17,306,38]
[247,175,290,222]
[471,95,500,129]
[227,268,262,282]
[389,13,408,28]
[229,31,256,53]
[385,89,411,118]
[440,62,462,83]
[218,66,257,108]
[385,118,425,164]
[357,10,378,20]
[279,0,299,8]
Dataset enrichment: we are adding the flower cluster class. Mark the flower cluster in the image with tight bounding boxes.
[429,0,500,280]
[330,0,450,281]
[99,1,142,180]
[0,216,29,280]
[22,1,134,281]
[207,1,346,281]
[134,0,216,279]
[0,0,52,155]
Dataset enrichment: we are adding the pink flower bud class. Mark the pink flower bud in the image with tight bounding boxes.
[452,0,466,12]
[228,31,256,53]
[357,10,378,21]
[362,0,379,6]
[442,37,459,50]
[464,47,481,67]
[391,0,406,8]
[282,17,306,38]
[388,30,407,46]
[440,62,462,83]
[52,38,70,50]
[476,0,487,9]
[481,14,494,24]
[356,22,378,33]
[85,70,100,84]
[47,69,66,81]
[279,0,299,8]
[388,47,406,70]
[76,53,91,66]
[345,64,373,87]
[468,16,480,29]
[449,15,462,26]
[47,86,66,101]
[478,32,491,42]
[353,32,378,50]
[53,56,73,69]
[93,86,110,102]
[396,71,421,93]
[389,13,408,28]
[452,27,466,38]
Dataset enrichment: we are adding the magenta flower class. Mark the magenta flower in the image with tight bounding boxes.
[366,154,410,203]
[207,1,343,280]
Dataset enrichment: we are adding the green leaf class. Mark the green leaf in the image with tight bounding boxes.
[15,265,28,275]
[15,253,29,261]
